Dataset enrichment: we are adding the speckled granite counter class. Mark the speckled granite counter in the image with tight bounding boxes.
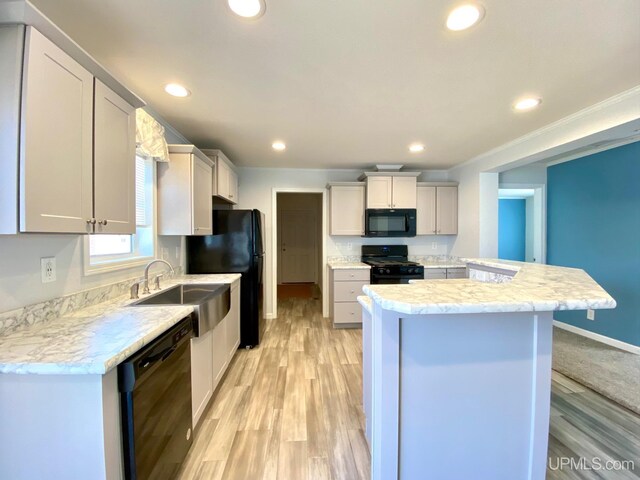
[0,274,241,375]
[420,260,467,269]
[364,259,615,315]
[363,260,616,479]
[357,295,372,314]
[328,260,371,269]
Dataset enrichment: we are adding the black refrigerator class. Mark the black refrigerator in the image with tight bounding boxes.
[187,209,265,348]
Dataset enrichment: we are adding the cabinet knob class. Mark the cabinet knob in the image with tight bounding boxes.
[98,220,108,226]
[87,218,96,225]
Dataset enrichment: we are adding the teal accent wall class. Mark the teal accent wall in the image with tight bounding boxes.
[547,141,640,346]
[498,199,526,261]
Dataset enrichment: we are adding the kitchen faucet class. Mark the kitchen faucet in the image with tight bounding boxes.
[143,259,175,294]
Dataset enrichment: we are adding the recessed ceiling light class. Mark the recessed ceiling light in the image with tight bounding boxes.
[164,83,191,97]
[513,97,542,111]
[446,4,485,31]
[409,143,425,153]
[272,141,286,151]
[227,0,266,19]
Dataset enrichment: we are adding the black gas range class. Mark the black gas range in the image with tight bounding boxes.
[362,245,424,284]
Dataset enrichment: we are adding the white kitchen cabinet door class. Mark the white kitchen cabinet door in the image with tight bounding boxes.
[366,176,392,208]
[93,80,136,234]
[191,329,213,428]
[391,176,417,208]
[226,283,240,358]
[416,186,436,235]
[424,268,447,279]
[216,160,231,200]
[158,150,213,235]
[436,186,458,235]
[20,27,94,233]
[330,185,365,235]
[211,320,228,392]
[192,156,213,235]
[228,170,239,204]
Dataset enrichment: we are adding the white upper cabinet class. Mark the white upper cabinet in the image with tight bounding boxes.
[416,186,437,235]
[93,80,136,234]
[202,149,239,205]
[228,170,239,204]
[329,183,365,235]
[363,173,418,209]
[416,184,458,235]
[216,159,230,199]
[192,156,213,234]
[158,146,213,236]
[0,25,142,235]
[436,186,458,235]
[366,176,393,208]
[391,176,417,208]
[20,27,94,233]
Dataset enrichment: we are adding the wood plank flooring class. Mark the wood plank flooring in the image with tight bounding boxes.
[177,296,639,480]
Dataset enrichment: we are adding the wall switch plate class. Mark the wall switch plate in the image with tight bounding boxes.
[587,309,595,321]
[431,242,438,250]
[175,246,180,259]
[41,257,56,283]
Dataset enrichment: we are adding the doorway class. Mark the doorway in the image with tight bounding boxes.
[498,186,545,263]
[276,192,323,302]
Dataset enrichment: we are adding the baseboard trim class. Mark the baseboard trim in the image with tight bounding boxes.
[553,321,640,355]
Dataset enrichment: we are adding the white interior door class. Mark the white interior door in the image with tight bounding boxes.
[280,210,317,283]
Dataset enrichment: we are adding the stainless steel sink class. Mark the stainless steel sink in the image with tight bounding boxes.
[131,284,230,337]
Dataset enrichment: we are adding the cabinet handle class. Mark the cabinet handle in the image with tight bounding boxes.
[98,220,108,226]
[87,218,96,225]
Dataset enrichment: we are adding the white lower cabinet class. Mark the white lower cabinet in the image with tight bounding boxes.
[190,279,241,429]
[191,329,214,427]
[330,268,370,327]
[424,267,468,280]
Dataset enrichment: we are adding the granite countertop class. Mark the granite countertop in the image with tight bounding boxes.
[357,295,372,315]
[0,274,241,375]
[328,260,371,270]
[420,260,467,269]
[363,259,616,315]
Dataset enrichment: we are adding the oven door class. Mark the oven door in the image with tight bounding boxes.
[371,274,423,284]
[365,209,416,237]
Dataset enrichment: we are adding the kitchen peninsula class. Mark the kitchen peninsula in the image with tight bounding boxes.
[359,259,616,480]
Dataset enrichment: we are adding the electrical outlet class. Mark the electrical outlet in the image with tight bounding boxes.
[161,248,169,260]
[346,242,352,251]
[587,309,595,321]
[431,242,438,250]
[41,257,56,283]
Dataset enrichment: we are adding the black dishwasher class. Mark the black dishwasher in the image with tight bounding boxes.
[118,316,193,480]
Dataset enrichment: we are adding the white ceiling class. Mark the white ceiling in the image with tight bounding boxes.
[31,0,640,169]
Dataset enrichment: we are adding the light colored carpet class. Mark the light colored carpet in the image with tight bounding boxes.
[552,326,640,415]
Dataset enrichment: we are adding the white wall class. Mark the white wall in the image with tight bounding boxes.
[449,87,640,259]
[237,167,454,318]
[499,163,547,185]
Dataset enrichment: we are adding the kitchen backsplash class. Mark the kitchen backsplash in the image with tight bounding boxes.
[0,267,184,336]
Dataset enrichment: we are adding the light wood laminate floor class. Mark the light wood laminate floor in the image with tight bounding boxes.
[177,296,639,480]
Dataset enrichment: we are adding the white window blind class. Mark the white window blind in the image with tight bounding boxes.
[136,156,147,226]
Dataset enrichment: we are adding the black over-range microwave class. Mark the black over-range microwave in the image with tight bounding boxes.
[365,209,417,237]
